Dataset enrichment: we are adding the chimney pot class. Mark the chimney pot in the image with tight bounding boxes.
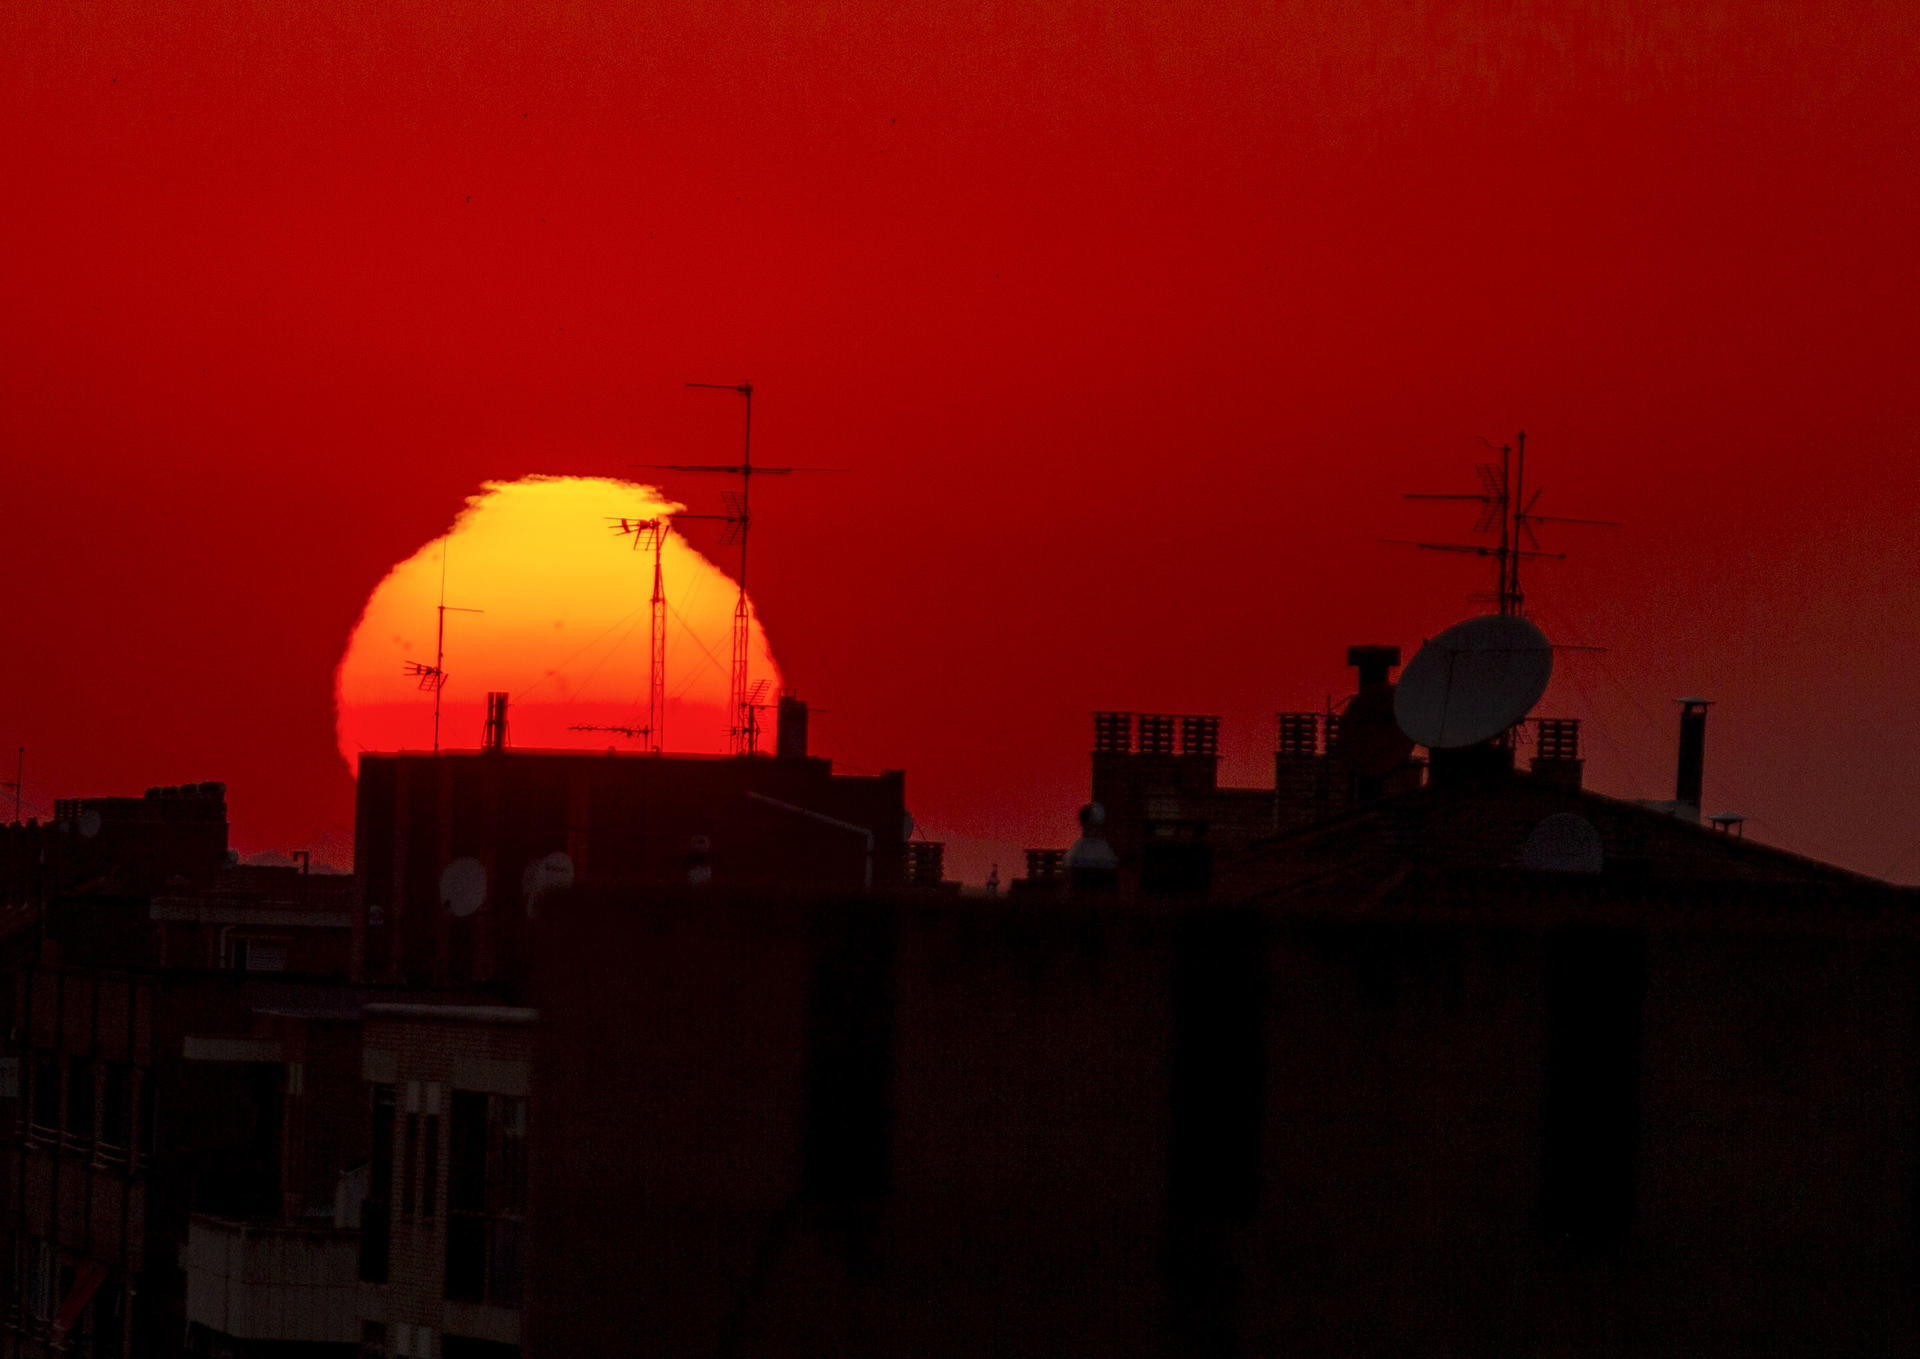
[483,692,510,752]
[776,694,809,759]
[1347,644,1402,690]
[1675,697,1711,809]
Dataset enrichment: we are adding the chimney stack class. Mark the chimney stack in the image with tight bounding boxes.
[776,694,809,759]
[1346,644,1402,690]
[1675,698,1711,812]
[483,692,510,752]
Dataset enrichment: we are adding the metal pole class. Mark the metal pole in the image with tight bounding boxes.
[434,545,448,753]
[651,526,667,753]
[1511,429,1527,616]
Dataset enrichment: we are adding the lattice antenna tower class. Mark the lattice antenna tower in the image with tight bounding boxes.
[403,544,484,752]
[1392,429,1618,616]
[637,383,843,754]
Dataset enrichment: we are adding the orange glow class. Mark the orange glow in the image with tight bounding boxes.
[334,476,781,765]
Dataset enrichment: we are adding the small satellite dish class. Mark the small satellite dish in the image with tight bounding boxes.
[521,852,574,917]
[78,809,103,839]
[1331,686,1416,776]
[440,857,488,917]
[1394,614,1553,749]
[1522,813,1604,873]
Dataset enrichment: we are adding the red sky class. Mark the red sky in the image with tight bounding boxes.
[4,2,1916,882]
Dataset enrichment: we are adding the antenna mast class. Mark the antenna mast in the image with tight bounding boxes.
[404,544,483,752]
[637,383,843,754]
[1394,429,1618,615]
[585,510,742,752]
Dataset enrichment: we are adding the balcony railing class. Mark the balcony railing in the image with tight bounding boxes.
[185,1215,361,1346]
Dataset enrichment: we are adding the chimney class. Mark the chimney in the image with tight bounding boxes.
[1675,698,1711,811]
[483,692,510,752]
[776,694,809,759]
[1530,718,1584,790]
[1346,643,1402,690]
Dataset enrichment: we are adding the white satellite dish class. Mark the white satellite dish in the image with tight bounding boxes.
[1394,614,1553,749]
[440,857,488,917]
[78,809,103,839]
[1523,812,1604,873]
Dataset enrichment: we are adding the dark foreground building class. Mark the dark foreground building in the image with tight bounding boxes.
[525,776,1919,1356]
[0,785,360,1359]
[352,738,908,991]
[9,690,1916,1356]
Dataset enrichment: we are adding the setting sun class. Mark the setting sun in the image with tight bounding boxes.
[334,475,781,765]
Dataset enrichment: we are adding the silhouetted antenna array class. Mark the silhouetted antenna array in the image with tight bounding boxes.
[403,545,483,752]
[636,383,845,755]
[569,722,651,741]
[598,508,742,752]
[1391,430,1618,616]
[741,678,776,754]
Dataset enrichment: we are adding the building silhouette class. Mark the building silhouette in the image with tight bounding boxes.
[0,676,1915,1356]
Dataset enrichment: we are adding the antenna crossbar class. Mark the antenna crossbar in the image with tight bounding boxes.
[1398,430,1614,615]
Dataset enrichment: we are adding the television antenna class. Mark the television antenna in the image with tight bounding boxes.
[572,508,745,752]
[404,544,483,753]
[741,679,776,756]
[569,722,652,742]
[636,382,844,754]
[1392,430,1618,616]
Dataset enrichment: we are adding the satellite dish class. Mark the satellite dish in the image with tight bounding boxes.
[902,810,916,843]
[1523,813,1604,873]
[521,852,574,917]
[78,809,103,839]
[440,857,488,917]
[1394,615,1553,749]
[1331,686,1416,776]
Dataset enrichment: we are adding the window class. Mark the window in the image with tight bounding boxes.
[66,1055,95,1143]
[31,1051,59,1133]
[136,1070,155,1160]
[402,1113,419,1219]
[360,1321,388,1359]
[85,1268,122,1359]
[232,938,288,972]
[422,1114,440,1219]
[26,1238,52,1322]
[445,1092,526,1306]
[1541,928,1645,1253]
[360,1084,395,1283]
[99,1064,130,1153]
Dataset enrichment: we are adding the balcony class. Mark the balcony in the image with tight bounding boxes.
[185,1214,360,1345]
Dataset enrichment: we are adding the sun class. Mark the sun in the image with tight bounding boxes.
[334,475,781,765]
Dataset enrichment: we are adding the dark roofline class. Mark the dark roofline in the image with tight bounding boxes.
[1236,765,1903,890]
